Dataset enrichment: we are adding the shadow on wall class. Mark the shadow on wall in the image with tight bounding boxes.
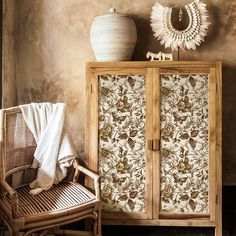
[132,16,155,61]
[200,4,222,50]
[132,17,182,61]
[222,64,236,185]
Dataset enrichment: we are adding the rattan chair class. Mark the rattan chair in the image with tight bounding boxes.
[0,106,101,236]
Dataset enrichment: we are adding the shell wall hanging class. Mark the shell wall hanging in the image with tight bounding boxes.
[150,0,210,51]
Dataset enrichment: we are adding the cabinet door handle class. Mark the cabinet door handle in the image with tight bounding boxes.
[147,140,153,150]
[153,139,160,151]
[147,139,160,151]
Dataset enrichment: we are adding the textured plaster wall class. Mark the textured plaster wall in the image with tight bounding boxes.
[2,0,17,107]
[3,0,236,184]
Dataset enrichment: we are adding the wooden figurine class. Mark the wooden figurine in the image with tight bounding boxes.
[146,51,173,61]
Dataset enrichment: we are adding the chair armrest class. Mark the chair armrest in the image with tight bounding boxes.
[0,180,19,218]
[76,165,100,201]
[77,165,99,181]
[0,180,16,197]
[72,158,100,200]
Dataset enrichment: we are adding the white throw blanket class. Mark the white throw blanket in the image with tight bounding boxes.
[19,103,76,193]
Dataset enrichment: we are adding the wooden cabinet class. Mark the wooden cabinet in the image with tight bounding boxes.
[85,61,222,235]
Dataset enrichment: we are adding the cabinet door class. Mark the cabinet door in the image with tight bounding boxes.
[154,68,217,221]
[87,68,153,220]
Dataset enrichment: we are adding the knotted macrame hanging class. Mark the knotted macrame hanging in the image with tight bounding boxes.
[150,0,210,51]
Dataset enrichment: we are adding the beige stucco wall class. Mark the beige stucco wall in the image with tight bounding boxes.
[3,0,236,184]
[2,0,17,107]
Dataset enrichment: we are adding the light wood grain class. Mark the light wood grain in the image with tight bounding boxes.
[159,68,210,74]
[87,61,219,68]
[102,219,216,227]
[159,212,210,219]
[215,61,222,236]
[146,68,154,220]
[85,64,92,169]
[89,71,99,174]
[152,68,161,220]
[85,65,93,189]
[102,211,153,220]
[208,67,216,222]
[93,68,146,75]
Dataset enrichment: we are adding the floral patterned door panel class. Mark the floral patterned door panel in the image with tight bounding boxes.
[98,74,147,213]
[160,74,209,214]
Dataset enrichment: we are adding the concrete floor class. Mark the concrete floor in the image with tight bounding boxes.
[102,226,215,236]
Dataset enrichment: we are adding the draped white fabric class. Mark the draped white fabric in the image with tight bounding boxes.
[20,103,76,191]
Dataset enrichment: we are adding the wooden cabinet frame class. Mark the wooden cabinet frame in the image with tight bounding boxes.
[85,61,222,236]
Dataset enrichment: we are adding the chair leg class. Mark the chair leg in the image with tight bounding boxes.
[93,220,97,236]
[93,208,102,236]
[12,231,19,236]
[97,208,102,236]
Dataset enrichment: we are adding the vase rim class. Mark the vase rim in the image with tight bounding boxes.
[94,10,132,20]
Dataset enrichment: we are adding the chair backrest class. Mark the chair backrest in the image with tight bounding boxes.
[0,107,37,188]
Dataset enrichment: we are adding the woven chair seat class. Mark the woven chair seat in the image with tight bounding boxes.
[0,181,96,217]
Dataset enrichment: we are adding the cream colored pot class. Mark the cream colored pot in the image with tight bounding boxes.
[90,8,137,61]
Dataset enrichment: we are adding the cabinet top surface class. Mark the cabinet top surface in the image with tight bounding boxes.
[87,61,222,68]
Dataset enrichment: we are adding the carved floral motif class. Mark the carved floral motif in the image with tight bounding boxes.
[160,74,209,213]
[98,74,146,212]
[98,72,209,214]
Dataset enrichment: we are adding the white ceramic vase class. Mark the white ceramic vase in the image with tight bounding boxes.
[90,8,137,61]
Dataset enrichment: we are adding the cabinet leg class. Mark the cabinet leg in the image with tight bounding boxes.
[215,224,222,236]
